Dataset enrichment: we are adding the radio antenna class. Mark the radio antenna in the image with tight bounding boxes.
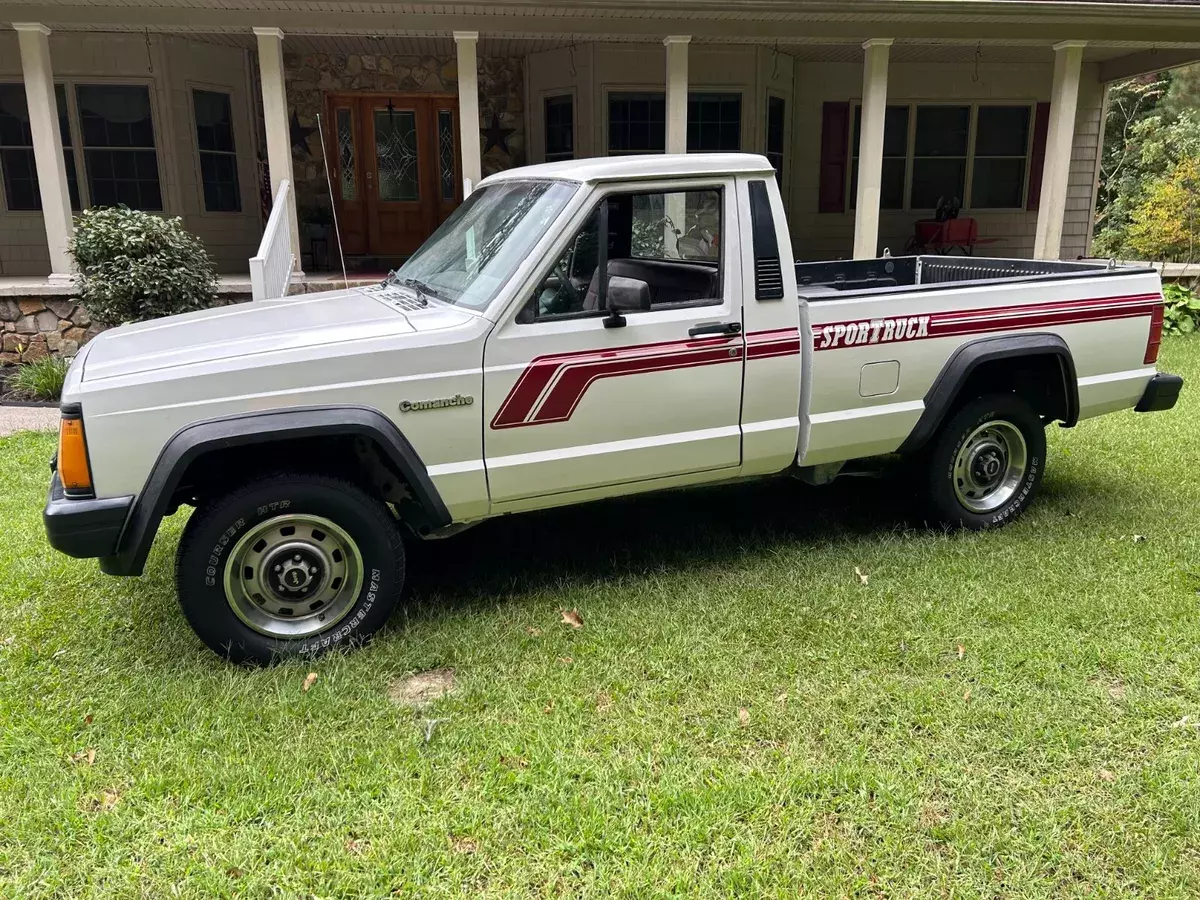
[316,112,349,290]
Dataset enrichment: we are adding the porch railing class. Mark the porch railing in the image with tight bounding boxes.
[249,179,295,301]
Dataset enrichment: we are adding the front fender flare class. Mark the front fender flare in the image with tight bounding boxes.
[897,333,1078,455]
[99,405,450,576]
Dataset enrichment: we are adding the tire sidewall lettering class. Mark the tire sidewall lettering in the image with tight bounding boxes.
[293,567,383,656]
[204,517,247,587]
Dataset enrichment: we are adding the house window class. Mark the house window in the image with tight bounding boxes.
[850,104,909,210]
[192,89,240,213]
[0,83,81,211]
[971,105,1031,209]
[765,95,786,188]
[844,102,1035,211]
[77,84,162,210]
[544,95,573,162]
[687,93,741,152]
[607,91,745,156]
[911,105,970,210]
[608,92,665,155]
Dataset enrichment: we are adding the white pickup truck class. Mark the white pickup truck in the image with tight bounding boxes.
[43,154,1182,663]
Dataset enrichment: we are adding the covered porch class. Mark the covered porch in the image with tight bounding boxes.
[2,1,1200,314]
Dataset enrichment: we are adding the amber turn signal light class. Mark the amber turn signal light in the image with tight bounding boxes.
[58,416,93,494]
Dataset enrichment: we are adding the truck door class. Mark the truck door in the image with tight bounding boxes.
[482,180,745,506]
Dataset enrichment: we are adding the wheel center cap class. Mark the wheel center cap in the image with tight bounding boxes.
[283,564,310,589]
[971,447,1004,486]
[267,550,322,598]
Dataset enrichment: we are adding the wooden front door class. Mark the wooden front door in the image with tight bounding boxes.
[325,94,461,260]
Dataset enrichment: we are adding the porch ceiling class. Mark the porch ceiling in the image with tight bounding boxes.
[5,0,1200,48]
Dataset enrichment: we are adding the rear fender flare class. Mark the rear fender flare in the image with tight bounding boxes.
[898,333,1078,455]
[99,405,450,576]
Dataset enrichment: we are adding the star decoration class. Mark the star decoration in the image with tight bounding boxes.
[481,112,515,155]
[290,110,317,158]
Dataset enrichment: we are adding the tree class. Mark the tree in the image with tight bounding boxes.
[1093,65,1200,261]
[1126,156,1200,262]
[1162,63,1200,120]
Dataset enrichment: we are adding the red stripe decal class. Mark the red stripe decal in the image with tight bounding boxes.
[491,293,1161,429]
[491,336,741,429]
[746,327,801,360]
[813,293,1161,351]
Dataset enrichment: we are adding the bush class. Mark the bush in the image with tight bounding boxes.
[1164,283,1200,335]
[8,356,70,401]
[70,206,218,326]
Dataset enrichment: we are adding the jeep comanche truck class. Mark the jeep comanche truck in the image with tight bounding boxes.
[43,154,1183,663]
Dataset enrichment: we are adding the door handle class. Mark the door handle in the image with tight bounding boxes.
[688,321,742,338]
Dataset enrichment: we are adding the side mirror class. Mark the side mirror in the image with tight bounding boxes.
[603,276,651,328]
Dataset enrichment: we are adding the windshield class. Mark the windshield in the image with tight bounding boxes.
[389,179,578,310]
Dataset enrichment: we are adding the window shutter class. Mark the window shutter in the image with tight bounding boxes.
[818,101,850,213]
[1026,101,1051,211]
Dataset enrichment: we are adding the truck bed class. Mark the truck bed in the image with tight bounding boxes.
[794,253,1163,468]
[795,255,1153,297]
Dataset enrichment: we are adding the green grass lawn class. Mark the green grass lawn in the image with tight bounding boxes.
[2,339,1199,898]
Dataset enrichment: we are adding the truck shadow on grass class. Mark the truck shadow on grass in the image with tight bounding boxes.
[403,474,912,608]
[400,465,1135,616]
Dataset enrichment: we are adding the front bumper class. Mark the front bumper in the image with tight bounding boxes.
[43,472,133,559]
[1135,373,1184,413]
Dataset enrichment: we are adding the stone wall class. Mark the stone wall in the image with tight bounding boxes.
[0,298,103,365]
[0,284,341,366]
[284,52,526,222]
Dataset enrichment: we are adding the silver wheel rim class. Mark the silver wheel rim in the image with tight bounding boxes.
[223,514,364,639]
[952,419,1028,513]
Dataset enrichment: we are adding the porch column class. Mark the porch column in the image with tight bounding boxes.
[253,26,302,272]
[664,36,690,154]
[13,23,73,282]
[455,31,482,193]
[852,38,893,260]
[1034,40,1087,260]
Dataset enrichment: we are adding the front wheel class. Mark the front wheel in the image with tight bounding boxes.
[922,393,1046,530]
[175,471,405,664]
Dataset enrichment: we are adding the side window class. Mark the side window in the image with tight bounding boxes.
[524,187,723,322]
[522,207,601,321]
[629,189,720,264]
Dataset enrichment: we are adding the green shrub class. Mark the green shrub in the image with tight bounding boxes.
[69,206,218,326]
[1164,283,1200,335]
[8,356,70,401]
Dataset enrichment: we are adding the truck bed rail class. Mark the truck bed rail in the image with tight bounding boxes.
[795,255,1148,298]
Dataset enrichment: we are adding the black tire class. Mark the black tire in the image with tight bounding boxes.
[922,393,1046,530]
[175,471,405,665]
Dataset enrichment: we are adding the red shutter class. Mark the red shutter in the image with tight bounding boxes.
[818,101,850,213]
[1026,101,1051,211]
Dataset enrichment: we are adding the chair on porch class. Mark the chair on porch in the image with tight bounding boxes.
[906,217,1001,256]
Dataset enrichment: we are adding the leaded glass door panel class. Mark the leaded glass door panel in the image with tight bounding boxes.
[324,94,461,261]
[324,100,368,255]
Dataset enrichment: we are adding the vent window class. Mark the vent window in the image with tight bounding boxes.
[748,179,784,301]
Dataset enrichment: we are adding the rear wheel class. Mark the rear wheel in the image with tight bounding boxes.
[175,471,404,664]
[922,393,1046,529]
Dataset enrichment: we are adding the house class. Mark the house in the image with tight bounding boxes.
[2,0,1200,359]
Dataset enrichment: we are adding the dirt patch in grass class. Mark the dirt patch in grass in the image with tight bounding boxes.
[387,668,457,708]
